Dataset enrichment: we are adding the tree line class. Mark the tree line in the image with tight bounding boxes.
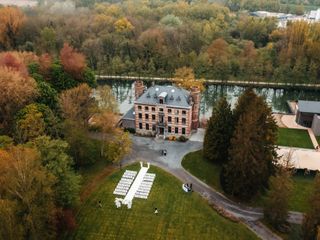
[0,41,131,239]
[0,3,320,83]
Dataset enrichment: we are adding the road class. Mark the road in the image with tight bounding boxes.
[121,136,304,240]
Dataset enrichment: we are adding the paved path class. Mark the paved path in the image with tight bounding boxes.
[121,136,304,240]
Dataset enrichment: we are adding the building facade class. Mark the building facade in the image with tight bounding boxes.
[121,81,200,138]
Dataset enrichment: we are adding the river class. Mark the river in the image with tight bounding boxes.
[97,79,320,118]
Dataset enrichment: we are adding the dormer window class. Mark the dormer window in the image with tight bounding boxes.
[159,98,164,104]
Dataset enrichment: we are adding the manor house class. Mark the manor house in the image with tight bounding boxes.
[120,81,200,138]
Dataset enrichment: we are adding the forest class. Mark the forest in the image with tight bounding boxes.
[1,0,320,83]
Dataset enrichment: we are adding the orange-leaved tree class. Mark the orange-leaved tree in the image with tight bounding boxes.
[0,7,26,49]
[60,43,86,79]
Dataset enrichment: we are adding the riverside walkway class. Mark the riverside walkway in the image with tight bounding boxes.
[96,75,320,90]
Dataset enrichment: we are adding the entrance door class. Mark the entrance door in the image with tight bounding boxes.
[159,127,164,135]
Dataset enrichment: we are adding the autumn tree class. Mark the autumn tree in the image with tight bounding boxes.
[0,199,23,240]
[96,85,118,113]
[14,104,45,143]
[203,97,234,163]
[60,43,87,79]
[104,130,132,164]
[59,84,98,127]
[0,66,37,130]
[0,7,26,49]
[15,103,60,142]
[207,38,231,79]
[0,146,56,239]
[114,17,134,33]
[173,67,204,91]
[264,167,292,231]
[303,174,320,240]
[0,52,28,77]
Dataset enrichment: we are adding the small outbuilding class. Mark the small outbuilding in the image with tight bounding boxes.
[296,100,320,136]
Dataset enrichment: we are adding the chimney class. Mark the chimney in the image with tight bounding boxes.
[190,86,200,130]
[134,80,144,100]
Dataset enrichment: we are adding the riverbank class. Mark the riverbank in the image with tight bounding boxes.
[96,75,320,90]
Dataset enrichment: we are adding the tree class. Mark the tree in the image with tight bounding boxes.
[0,52,28,78]
[60,43,87,79]
[206,38,231,79]
[221,89,278,200]
[203,97,234,163]
[0,199,23,240]
[173,67,204,91]
[32,136,81,208]
[15,104,45,143]
[0,66,37,130]
[160,14,183,28]
[103,130,132,164]
[114,17,134,33]
[94,111,119,156]
[96,85,118,112]
[0,7,26,49]
[63,121,101,166]
[0,146,56,239]
[59,84,98,127]
[36,80,59,110]
[39,27,57,53]
[303,174,320,240]
[0,135,13,148]
[264,167,292,231]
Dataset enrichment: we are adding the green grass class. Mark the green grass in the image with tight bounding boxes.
[182,150,314,212]
[182,150,222,192]
[277,128,314,149]
[67,163,258,240]
[316,136,320,146]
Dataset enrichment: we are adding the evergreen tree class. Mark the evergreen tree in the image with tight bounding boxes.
[203,97,234,163]
[221,89,278,200]
[264,167,292,231]
[303,174,320,240]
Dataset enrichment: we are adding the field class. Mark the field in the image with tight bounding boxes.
[277,128,314,149]
[67,163,258,240]
[182,150,314,212]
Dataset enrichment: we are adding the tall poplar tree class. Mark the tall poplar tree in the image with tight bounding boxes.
[303,174,320,240]
[264,168,292,231]
[203,97,234,163]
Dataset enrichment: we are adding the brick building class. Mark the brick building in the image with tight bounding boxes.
[120,81,200,138]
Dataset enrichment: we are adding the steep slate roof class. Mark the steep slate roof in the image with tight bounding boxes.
[121,107,135,120]
[298,100,320,114]
[135,85,191,108]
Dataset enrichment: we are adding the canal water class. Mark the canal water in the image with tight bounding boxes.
[97,79,320,118]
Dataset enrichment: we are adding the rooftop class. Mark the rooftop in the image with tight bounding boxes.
[135,85,191,108]
[297,100,320,114]
[122,107,135,120]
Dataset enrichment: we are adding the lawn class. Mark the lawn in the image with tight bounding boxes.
[182,150,314,213]
[67,163,258,240]
[277,128,314,149]
[317,136,320,146]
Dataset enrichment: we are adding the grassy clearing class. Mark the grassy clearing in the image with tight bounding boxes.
[68,163,258,240]
[277,128,314,149]
[182,150,314,212]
